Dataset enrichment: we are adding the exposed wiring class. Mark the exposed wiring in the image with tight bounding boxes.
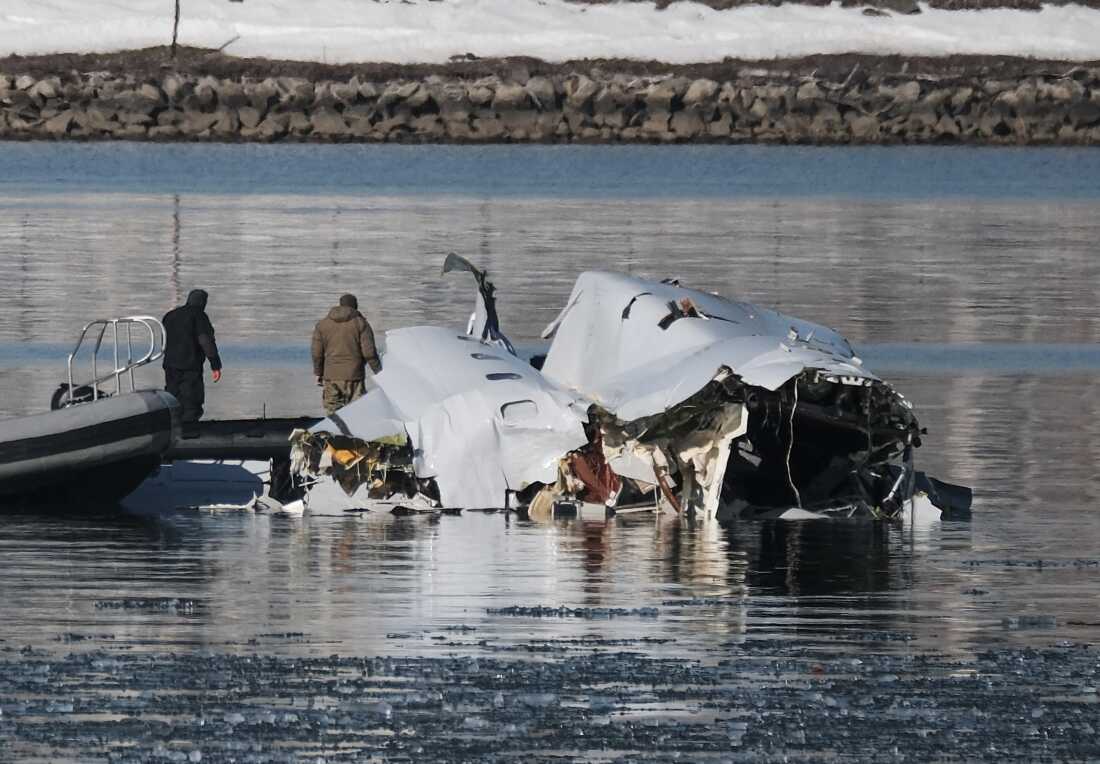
[786,381,802,509]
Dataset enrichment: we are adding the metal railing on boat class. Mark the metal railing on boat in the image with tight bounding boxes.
[66,316,166,406]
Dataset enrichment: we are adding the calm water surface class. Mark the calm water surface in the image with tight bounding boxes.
[0,144,1098,666]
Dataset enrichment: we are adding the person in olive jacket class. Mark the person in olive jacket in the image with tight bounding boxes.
[162,289,222,432]
[311,293,382,415]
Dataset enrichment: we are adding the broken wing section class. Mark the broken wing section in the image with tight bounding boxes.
[291,326,589,511]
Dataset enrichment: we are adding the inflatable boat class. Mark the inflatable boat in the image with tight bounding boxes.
[0,316,179,506]
[0,390,178,504]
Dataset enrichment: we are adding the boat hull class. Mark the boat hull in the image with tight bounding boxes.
[0,390,178,505]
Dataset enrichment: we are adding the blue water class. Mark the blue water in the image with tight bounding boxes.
[2,143,1100,764]
[6,340,1100,375]
[3,142,1100,200]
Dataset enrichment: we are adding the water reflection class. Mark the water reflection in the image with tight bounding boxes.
[171,193,182,306]
[2,148,1099,666]
[739,520,894,596]
[3,193,1100,425]
[3,195,1100,352]
[0,460,1095,660]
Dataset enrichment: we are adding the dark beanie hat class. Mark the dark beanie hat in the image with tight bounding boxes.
[339,293,358,309]
[186,289,209,309]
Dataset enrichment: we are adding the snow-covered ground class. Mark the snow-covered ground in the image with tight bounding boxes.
[2,0,1099,64]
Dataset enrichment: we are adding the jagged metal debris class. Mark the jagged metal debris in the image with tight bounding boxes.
[441,252,516,355]
[289,261,970,520]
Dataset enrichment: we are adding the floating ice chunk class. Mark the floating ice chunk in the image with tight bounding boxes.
[359,701,393,719]
[463,716,490,730]
[516,692,558,708]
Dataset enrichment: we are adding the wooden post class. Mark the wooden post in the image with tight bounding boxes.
[171,0,181,58]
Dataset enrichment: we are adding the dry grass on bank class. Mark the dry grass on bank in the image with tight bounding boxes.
[3,46,1097,83]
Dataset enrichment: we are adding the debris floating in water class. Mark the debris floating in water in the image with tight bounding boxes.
[290,257,971,521]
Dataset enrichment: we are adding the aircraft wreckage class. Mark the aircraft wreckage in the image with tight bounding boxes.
[290,256,970,521]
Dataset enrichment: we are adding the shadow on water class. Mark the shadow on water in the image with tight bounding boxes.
[735,519,896,596]
[0,504,186,546]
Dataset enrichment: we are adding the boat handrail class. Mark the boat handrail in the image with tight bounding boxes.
[66,316,167,406]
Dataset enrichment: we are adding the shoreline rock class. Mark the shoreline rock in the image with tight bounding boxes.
[3,59,1100,145]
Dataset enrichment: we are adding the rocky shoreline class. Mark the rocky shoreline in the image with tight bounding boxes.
[3,51,1100,144]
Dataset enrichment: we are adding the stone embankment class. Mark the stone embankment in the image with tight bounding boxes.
[3,65,1100,144]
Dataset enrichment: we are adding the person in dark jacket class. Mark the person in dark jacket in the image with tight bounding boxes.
[162,289,223,431]
[312,293,381,416]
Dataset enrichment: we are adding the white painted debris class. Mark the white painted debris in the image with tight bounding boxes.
[540,271,872,408]
[907,492,943,524]
[290,258,971,521]
[276,499,306,515]
[296,324,589,510]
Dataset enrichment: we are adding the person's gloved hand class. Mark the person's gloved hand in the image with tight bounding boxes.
[316,376,324,387]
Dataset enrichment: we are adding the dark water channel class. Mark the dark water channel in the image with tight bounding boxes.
[1,144,1099,762]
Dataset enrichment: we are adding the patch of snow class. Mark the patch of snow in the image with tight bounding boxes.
[1,0,1099,64]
